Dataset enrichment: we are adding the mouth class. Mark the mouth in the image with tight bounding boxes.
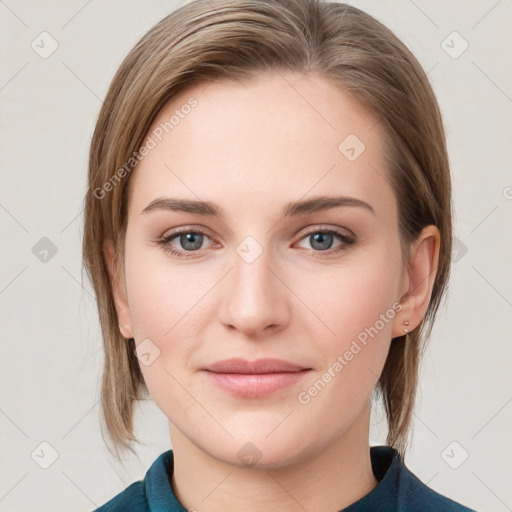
[201,357,310,374]
[201,358,312,398]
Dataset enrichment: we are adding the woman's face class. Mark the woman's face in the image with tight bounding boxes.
[112,71,410,468]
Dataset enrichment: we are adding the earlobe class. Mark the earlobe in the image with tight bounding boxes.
[392,225,441,338]
[103,238,134,339]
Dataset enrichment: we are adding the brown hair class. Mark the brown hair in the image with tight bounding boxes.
[82,0,451,463]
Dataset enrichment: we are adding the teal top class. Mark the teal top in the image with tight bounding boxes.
[93,445,477,511]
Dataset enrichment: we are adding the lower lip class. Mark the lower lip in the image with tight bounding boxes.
[203,370,311,398]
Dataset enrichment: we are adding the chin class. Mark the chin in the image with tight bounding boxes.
[198,433,311,471]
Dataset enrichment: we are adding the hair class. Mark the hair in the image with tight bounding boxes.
[82,0,452,463]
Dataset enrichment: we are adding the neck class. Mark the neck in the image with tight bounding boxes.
[168,404,378,512]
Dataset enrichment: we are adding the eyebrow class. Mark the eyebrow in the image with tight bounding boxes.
[141,195,375,218]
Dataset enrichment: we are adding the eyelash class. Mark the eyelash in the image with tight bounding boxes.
[156,226,355,259]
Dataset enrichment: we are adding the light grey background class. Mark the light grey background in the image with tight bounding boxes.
[1,1,511,511]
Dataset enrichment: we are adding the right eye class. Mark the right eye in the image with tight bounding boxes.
[157,228,217,258]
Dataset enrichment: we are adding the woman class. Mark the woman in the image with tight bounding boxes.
[83,0,478,510]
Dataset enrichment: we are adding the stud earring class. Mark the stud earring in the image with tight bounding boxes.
[403,320,411,333]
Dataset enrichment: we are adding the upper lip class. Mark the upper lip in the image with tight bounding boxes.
[202,358,310,374]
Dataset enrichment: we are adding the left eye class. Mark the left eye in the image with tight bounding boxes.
[295,229,355,253]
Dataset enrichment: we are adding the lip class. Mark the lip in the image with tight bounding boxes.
[201,358,312,398]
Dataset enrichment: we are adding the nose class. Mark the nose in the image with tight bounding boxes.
[216,241,290,338]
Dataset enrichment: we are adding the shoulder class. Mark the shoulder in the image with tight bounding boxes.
[365,446,477,512]
[92,480,148,512]
[397,455,477,511]
[91,450,177,512]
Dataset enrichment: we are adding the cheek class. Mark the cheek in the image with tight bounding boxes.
[122,244,215,397]
[294,247,401,388]
[292,268,399,430]
[301,251,400,341]
[123,252,198,419]
[124,239,210,338]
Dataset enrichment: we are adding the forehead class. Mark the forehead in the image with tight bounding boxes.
[128,71,395,219]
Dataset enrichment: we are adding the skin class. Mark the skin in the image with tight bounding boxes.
[104,71,440,511]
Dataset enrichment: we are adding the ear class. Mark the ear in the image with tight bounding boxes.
[103,238,134,339]
[392,225,441,337]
